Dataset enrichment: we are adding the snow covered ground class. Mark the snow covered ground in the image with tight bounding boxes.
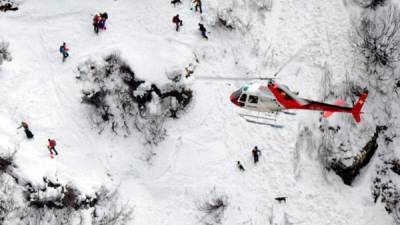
[0,0,396,224]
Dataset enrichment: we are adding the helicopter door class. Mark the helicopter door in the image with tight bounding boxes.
[247,95,259,108]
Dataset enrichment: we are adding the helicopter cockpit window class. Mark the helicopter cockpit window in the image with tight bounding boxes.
[232,89,242,99]
[239,94,247,102]
[248,95,258,104]
[277,88,294,100]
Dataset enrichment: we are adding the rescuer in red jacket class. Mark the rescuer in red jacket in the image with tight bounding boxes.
[48,139,58,156]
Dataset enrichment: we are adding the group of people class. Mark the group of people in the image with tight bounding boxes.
[59,4,208,63]
[237,146,262,171]
[18,122,58,158]
[171,0,208,39]
[93,12,109,34]
[58,12,109,62]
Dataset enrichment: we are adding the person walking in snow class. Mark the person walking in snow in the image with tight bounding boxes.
[237,161,245,171]
[185,64,195,78]
[172,14,183,32]
[99,12,108,30]
[193,0,202,13]
[252,146,261,164]
[17,121,34,139]
[47,139,58,157]
[59,42,69,62]
[198,23,208,39]
[93,13,101,34]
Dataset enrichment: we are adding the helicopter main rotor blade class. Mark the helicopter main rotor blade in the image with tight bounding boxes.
[195,44,311,81]
[272,43,311,77]
[196,76,273,81]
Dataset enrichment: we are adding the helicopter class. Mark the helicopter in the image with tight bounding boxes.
[229,79,368,123]
[196,45,368,124]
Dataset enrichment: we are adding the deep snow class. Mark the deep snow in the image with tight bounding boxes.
[0,0,396,224]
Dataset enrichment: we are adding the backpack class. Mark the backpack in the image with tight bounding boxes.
[59,46,64,53]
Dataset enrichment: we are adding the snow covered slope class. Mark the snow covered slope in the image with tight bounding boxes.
[0,0,396,224]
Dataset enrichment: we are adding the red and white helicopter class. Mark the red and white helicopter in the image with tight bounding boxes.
[197,47,368,125]
[229,79,368,124]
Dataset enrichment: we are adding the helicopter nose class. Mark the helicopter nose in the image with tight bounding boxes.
[230,93,240,106]
[230,89,243,107]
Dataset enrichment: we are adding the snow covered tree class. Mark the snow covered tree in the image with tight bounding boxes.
[0,175,133,225]
[0,149,133,225]
[77,53,192,144]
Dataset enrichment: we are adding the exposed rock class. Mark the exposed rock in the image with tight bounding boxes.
[390,160,400,175]
[330,126,386,185]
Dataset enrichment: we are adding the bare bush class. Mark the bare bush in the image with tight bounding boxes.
[353,5,400,75]
[196,189,228,225]
[0,40,12,66]
[92,187,133,225]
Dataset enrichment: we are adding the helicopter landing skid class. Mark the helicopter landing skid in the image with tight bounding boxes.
[282,111,296,116]
[238,113,284,128]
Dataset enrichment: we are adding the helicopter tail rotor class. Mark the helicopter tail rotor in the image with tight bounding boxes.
[351,91,368,123]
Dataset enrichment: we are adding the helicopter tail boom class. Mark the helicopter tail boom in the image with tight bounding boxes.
[323,100,345,118]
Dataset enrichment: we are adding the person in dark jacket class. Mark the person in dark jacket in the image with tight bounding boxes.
[59,42,69,62]
[172,14,183,32]
[237,161,245,171]
[99,12,108,30]
[17,121,34,139]
[198,23,208,39]
[252,146,261,164]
